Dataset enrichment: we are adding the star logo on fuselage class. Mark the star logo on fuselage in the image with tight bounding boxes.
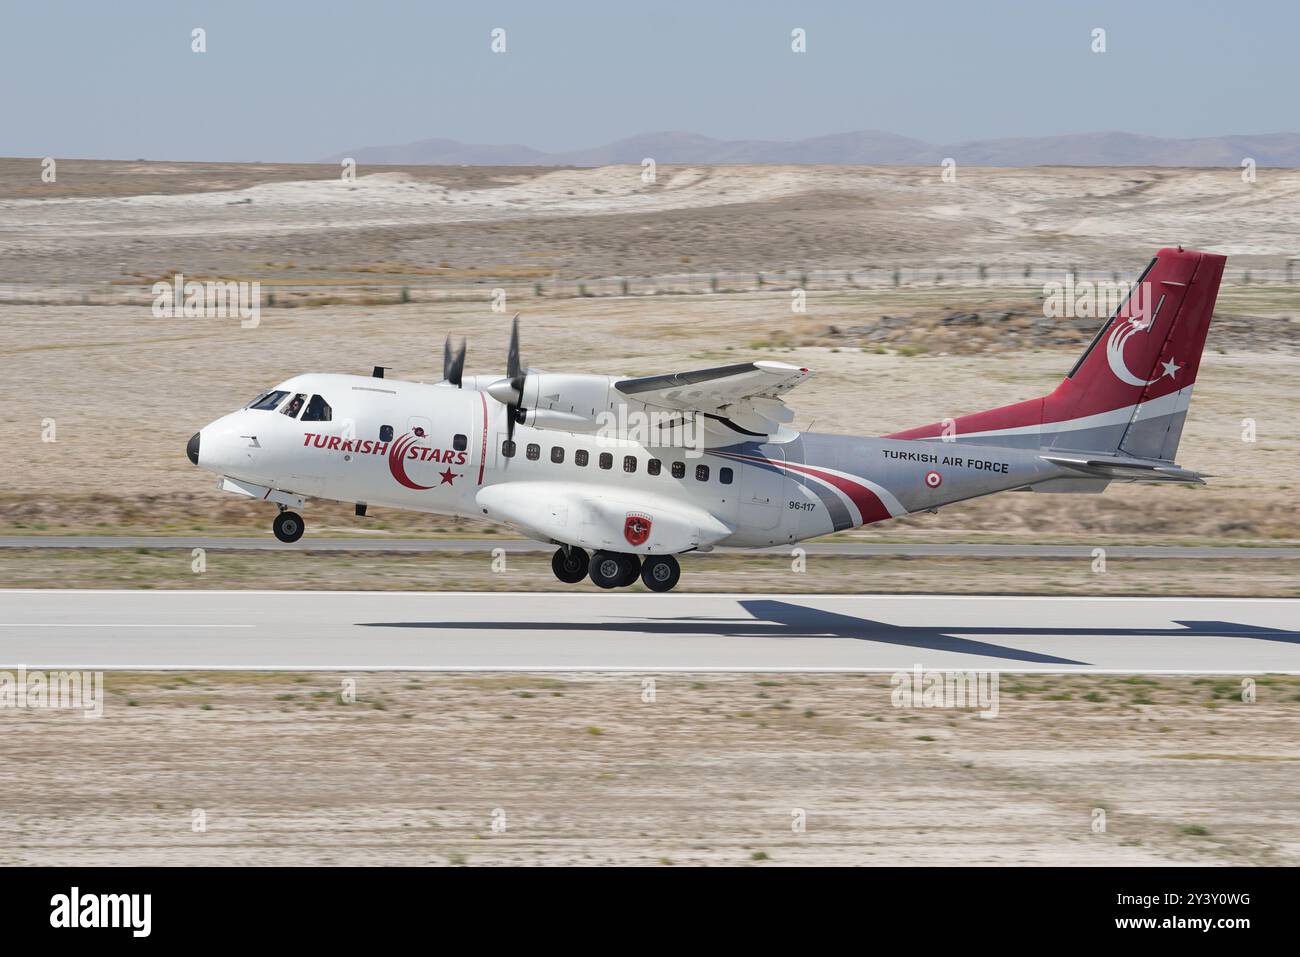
[439,468,460,486]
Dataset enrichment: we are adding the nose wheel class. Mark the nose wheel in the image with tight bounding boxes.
[273,510,305,544]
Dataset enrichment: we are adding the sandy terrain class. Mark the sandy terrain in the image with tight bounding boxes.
[2,161,1298,290]
[1,672,1295,866]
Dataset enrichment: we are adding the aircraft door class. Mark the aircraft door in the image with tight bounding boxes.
[739,447,785,530]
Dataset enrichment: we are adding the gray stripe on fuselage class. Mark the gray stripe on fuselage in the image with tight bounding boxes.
[718,439,854,531]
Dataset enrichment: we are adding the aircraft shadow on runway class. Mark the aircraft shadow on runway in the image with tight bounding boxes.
[358,599,1300,666]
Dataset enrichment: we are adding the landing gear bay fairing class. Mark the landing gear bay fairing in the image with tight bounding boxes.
[188,247,1225,592]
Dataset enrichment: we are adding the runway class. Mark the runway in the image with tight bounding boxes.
[1,536,1294,559]
[1,590,1297,672]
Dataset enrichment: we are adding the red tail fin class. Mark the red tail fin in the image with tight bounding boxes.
[888,247,1226,460]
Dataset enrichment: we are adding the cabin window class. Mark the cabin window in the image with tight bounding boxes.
[599,452,613,470]
[719,467,734,485]
[647,459,662,476]
[502,439,516,458]
[671,462,685,479]
[623,455,637,473]
[526,443,541,461]
[302,395,332,422]
[453,433,467,451]
[280,393,308,418]
[695,464,710,482]
[551,446,565,464]
[247,390,288,411]
[380,424,394,442]
[575,449,589,467]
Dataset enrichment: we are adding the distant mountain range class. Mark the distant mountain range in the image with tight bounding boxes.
[329,130,1300,167]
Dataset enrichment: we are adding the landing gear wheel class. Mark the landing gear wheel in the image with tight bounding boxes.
[618,554,642,587]
[551,546,590,584]
[589,551,626,589]
[640,555,681,593]
[273,510,304,544]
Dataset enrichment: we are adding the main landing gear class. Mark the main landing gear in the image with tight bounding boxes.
[588,551,638,589]
[639,555,681,593]
[551,546,590,583]
[273,508,305,544]
[554,548,680,592]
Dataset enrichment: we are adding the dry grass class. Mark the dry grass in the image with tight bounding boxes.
[1,548,1297,596]
[2,671,1296,865]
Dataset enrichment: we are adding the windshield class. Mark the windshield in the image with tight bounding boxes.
[302,394,332,422]
[247,390,289,411]
[280,393,307,418]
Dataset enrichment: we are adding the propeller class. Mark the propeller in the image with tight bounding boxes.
[486,314,527,444]
[442,335,467,387]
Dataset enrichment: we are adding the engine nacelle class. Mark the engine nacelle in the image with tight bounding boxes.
[521,408,606,433]
[521,373,614,420]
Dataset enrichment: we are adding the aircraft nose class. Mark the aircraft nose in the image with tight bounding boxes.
[187,432,200,466]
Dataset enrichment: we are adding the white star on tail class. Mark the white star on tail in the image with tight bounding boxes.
[1160,358,1181,379]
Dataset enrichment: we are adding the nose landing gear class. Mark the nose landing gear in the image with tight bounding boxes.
[273,508,305,544]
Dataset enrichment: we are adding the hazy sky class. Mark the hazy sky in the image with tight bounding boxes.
[1,0,1291,161]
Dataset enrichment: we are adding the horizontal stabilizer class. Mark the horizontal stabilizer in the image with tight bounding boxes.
[1040,453,1205,485]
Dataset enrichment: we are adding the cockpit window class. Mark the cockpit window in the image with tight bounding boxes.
[280,393,308,418]
[248,390,288,411]
[302,395,332,422]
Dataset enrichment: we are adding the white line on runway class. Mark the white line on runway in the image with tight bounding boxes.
[2,589,1297,602]
[0,623,254,628]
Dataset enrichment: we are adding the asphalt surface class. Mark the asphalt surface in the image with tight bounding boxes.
[1,590,1296,672]
[0,536,1294,559]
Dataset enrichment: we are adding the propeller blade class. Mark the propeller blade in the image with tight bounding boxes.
[443,335,467,387]
[505,314,521,380]
[501,314,526,447]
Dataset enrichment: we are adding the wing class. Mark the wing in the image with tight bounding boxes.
[614,360,811,438]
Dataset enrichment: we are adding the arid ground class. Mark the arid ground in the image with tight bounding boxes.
[1,672,1296,866]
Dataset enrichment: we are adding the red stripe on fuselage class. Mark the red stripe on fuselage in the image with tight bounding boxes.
[478,393,488,485]
[715,450,893,526]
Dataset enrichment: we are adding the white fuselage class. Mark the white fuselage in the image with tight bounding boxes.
[194,373,837,552]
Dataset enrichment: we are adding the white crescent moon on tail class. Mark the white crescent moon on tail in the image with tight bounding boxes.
[1105,317,1158,387]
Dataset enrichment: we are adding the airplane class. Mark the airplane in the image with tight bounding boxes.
[187,246,1225,592]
